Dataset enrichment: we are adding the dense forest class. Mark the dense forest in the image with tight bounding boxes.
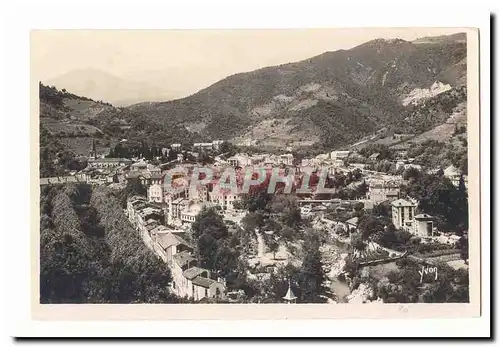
[39,184,177,303]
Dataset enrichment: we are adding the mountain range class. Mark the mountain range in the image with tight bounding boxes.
[40,32,467,165]
[126,33,467,151]
[44,69,177,106]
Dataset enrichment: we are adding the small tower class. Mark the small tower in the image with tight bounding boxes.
[282,279,297,304]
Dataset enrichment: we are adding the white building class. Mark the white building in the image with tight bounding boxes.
[413,213,434,237]
[171,143,182,151]
[444,165,463,187]
[279,153,294,166]
[227,154,253,167]
[212,140,225,151]
[209,190,240,212]
[87,157,132,169]
[391,198,417,231]
[148,183,164,203]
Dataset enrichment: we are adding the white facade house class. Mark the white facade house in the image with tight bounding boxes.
[413,213,434,237]
[148,183,164,203]
[209,190,240,212]
[391,198,417,231]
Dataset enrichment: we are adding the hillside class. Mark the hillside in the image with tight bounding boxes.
[128,33,467,151]
[39,83,201,177]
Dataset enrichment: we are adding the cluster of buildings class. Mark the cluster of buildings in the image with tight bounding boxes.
[146,170,243,226]
[126,195,227,301]
[365,181,401,203]
[224,153,294,168]
[193,140,225,152]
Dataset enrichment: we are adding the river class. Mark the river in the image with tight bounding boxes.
[330,278,351,303]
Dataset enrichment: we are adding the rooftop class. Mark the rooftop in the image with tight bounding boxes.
[156,232,192,250]
[414,213,433,220]
[173,251,197,268]
[191,276,218,288]
[182,266,209,280]
[345,217,359,226]
[131,160,148,167]
[391,199,416,207]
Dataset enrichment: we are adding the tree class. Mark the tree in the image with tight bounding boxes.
[372,203,390,218]
[214,245,239,278]
[373,225,412,252]
[298,230,327,303]
[457,232,469,264]
[357,215,385,241]
[269,195,302,229]
[404,173,467,233]
[403,167,421,181]
[219,141,236,156]
[191,207,232,273]
[267,237,279,260]
[197,232,219,270]
[191,207,228,241]
[117,178,146,207]
[455,175,469,232]
[241,211,266,233]
[240,190,272,213]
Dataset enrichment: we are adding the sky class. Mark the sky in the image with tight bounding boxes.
[31,28,464,103]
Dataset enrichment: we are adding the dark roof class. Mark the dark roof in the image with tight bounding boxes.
[173,251,197,268]
[191,276,217,288]
[156,233,191,250]
[183,266,208,280]
[391,199,416,207]
[414,213,433,220]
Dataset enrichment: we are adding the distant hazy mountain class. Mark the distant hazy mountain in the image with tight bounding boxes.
[45,69,176,106]
[128,33,467,150]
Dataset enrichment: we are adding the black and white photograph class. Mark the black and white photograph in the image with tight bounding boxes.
[31,27,482,324]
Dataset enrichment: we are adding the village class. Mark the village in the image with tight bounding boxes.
[39,137,470,303]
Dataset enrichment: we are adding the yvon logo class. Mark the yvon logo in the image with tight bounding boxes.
[418,266,438,283]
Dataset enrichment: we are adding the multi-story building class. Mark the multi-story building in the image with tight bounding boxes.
[127,193,228,302]
[148,183,164,203]
[227,154,253,167]
[153,232,226,301]
[391,198,417,231]
[413,213,434,237]
[208,190,240,212]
